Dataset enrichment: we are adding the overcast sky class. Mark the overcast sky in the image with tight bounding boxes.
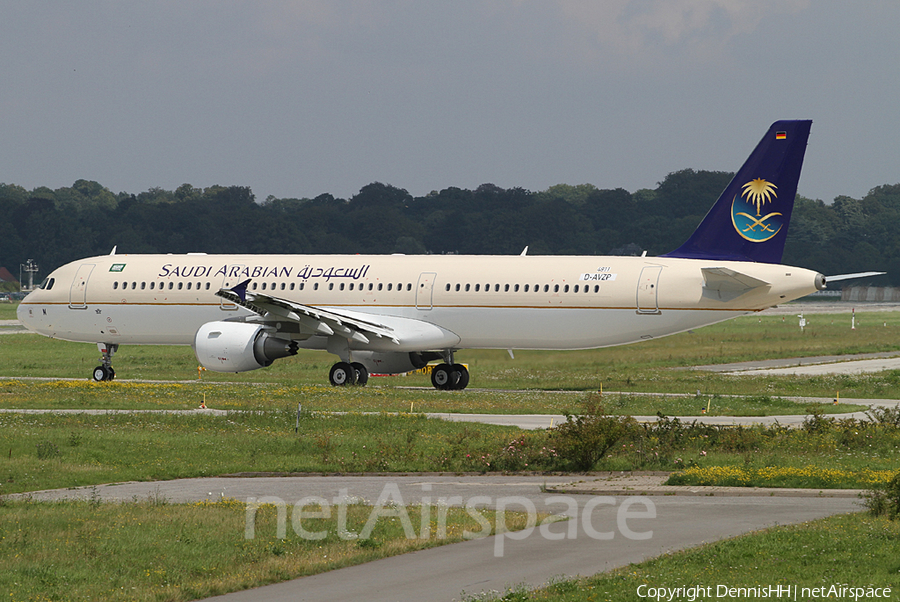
[2,1,897,204]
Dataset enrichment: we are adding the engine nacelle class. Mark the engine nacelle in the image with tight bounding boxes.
[352,351,443,375]
[194,321,298,373]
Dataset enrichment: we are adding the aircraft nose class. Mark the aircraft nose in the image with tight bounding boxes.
[16,301,27,322]
[815,273,827,290]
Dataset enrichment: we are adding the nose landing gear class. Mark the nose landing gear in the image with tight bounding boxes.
[92,343,118,381]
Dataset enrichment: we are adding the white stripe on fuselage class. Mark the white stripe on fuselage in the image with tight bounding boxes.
[18,253,820,350]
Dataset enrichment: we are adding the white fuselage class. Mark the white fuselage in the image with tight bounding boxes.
[18,253,821,352]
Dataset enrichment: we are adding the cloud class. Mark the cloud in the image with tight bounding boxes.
[555,0,810,67]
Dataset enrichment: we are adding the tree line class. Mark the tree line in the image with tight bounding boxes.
[1,171,897,286]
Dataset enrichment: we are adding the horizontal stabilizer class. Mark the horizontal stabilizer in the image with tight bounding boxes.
[824,271,886,283]
[702,267,770,293]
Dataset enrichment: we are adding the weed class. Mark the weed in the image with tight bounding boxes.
[88,486,101,509]
[356,537,382,550]
[864,471,900,519]
[35,441,60,460]
[550,396,636,471]
[866,405,900,428]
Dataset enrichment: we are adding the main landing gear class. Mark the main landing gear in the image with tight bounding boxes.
[430,363,469,390]
[326,355,469,390]
[328,361,369,387]
[92,343,118,382]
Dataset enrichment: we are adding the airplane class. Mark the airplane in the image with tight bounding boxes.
[18,120,829,390]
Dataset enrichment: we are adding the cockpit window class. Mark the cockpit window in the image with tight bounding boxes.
[39,277,55,290]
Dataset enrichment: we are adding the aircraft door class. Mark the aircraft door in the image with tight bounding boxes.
[636,266,662,314]
[416,272,436,310]
[68,264,95,309]
[219,265,245,311]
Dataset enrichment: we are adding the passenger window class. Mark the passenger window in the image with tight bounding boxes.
[554,285,559,293]
[445,283,451,291]
[329,283,334,290]
[475,284,480,292]
[523,284,528,292]
[113,282,118,290]
[261,283,267,290]
[281,283,286,290]
[177,282,183,290]
[406,283,412,291]
[150,282,155,290]
[514,284,519,292]
[388,283,392,291]
[594,285,599,293]
[205,282,210,290]
[369,283,374,291]
[252,283,258,290]
[341,283,345,291]
[314,283,319,291]
[378,283,383,291]
[494,284,500,292]
[141,282,146,290]
[455,284,460,292]
[564,285,569,293]
[187,282,192,290]
[504,284,509,292]
[574,285,579,293]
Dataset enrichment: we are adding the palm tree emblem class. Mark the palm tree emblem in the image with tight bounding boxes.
[732,178,783,242]
[741,178,778,216]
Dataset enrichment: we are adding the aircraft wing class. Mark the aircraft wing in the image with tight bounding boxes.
[215,280,460,350]
[216,280,397,344]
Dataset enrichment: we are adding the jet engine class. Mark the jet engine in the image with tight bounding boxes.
[194,321,298,373]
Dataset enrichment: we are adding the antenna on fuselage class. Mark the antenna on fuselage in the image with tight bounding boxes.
[109,246,117,255]
[520,246,528,256]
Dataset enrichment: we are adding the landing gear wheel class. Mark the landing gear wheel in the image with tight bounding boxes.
[329,362,357,386]
[92,365,114,382]
[93,343,118,382]
[452,364,469,390]
[351,362,369,386]
[431,363,459,390]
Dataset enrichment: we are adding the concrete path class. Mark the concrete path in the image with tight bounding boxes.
[732,356,900,376]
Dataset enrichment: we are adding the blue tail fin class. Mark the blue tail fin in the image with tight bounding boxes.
[663,120,812,264]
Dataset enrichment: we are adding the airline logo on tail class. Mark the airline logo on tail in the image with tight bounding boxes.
[731,177,783,242]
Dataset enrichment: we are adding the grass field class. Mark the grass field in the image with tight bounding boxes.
[3,302,900,601]
[0,378,863,415]
[4,306,900,401]
[0,497,543,602]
